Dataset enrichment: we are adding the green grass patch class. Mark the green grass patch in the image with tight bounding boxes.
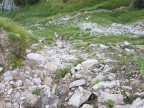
[107,99,115,107]
[136,56,144,75]
[73,58,84,66]
[55,67,71,78]
[90,79,100,87]
[79,8,144,24]
[0,17,36,68]
[32,88,40,96]
[0,0,132,25]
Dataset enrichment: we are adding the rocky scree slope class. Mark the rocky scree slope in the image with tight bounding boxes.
[0,31,144,108]
[0,9,144,108]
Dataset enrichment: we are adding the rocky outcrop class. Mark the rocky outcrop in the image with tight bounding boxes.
[0,29,9,71]
[0,0,17,10]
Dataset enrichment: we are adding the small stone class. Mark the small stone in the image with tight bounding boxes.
[26,53,46,64]
[56,83,69,96]
[3,71,13,82]
[16,80,23,87]
[13,102,20,108]
[81,104,94,108]
[122,86,132,90]
[81,59,99,70]
[123,41,130,46]
[75,64,81,71]
[92,80,120,90]
[40,71,45,81]
[69,79,86,88]
[135,92,144,98]
[0,83,5,95]
[7,88,13,95]
[0,67,3,72]
[63,73,72,82]
[98,91,124,105]
[52,84,57,95]
[21,91,39,107]
[68,86,92,108]
[20,97,25,101]
[43,76,52,87]
[100,44,109,49]
[32,77,41,85]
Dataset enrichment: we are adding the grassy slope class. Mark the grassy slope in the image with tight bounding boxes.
[0,0,131,25]
[0,17,35,68]
[1,0,144,46]
[1,0,144,69]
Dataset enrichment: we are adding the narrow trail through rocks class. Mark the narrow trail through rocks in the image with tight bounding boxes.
[0,34,144,108]
[1,8,144,108]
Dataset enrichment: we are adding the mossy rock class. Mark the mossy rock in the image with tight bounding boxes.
[132,0,144,8]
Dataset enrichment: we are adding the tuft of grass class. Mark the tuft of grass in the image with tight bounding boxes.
[107,99,115,107]
[136,56,144,75]
[55,67,71,78]
[32,88,40,96]
[73,58,84,66]
[90,79,100,87]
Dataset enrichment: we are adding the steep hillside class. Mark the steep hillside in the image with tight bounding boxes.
[0,0,144,108]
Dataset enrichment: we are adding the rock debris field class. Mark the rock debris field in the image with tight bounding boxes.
[0,11,144,108]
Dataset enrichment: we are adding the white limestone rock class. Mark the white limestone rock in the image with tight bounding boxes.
[69,79,86,88]
[26,53,46,64]
[68,86,92,108]
[81,59,99,70]
[92,80,120,90]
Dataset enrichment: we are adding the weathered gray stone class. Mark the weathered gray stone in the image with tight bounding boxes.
[43,76,53,87]
[68,86,92,108]
[92,80,120,90]
[26,53,46,64]
[0,83,5,95]
[32,77,41,85]
[21,91,39,108]
[81,59,99,70]
[0,0,17,10]
[81,104,94,108]
[69,79,86,88]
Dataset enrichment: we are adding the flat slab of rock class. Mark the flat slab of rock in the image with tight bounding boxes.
[0,83,5,95]
[68,86,92,108]
[26,53,46,63]
[21,91,39,108]
[81,104,94,108]
[92,80,120,90]
[69,79,86,88]
[81,59,98,70]
[98,91,124,105]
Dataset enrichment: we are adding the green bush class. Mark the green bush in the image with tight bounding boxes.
[14,0,40,6]
[132,0,144,8]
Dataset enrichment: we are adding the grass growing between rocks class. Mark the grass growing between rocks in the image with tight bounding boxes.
[0,0,131,25]
[73,58,84,67]
[32,88,40,96]
[55,67,71,79]
[107,99,115,107]
[136,56,144,75]
[90,79,100,88]
[0,17,36,68]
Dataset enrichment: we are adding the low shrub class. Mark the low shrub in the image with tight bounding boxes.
[132,0,144,8]
[14,0,40,6]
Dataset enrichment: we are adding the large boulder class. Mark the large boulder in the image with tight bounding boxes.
[0,0,16,10]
